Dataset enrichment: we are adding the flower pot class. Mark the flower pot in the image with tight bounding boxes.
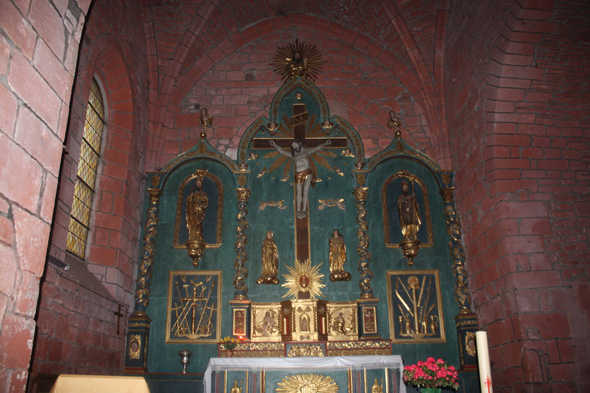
[226,349,234,358]
[420,389,441,393]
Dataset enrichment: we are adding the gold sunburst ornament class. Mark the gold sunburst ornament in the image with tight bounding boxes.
[271,39,325,82]
[277,374,338,393]
[282,259,325,299]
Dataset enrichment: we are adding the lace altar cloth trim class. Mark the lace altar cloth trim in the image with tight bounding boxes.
[204,355,406,393]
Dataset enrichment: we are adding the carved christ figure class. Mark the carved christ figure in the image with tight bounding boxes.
[269,139,331,219]
[186,174,209,241]
[329,229,351,282]
[257,231,279,284]
[397,178,421,240]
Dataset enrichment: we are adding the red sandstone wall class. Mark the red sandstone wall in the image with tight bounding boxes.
[0,0,92,391]
[30,0,149,379]
[445,0,590,391]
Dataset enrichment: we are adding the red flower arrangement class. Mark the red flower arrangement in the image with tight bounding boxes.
[403,357,459,390]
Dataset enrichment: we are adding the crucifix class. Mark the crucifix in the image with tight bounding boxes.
[114,304,124,335]
[254,100,347,263]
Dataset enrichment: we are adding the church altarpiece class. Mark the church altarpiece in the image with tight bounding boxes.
[124,40,480,392]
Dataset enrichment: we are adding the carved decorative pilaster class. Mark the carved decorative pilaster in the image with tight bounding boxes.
[353,187,374,299]
[440,187,474,314]
[234,188,252,299]
[134,188,162,313]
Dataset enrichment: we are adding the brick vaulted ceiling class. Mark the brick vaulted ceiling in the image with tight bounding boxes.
[142,0,451,169]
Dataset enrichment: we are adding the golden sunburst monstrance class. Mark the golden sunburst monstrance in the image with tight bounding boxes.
[270,39,325,82]
[276,374,338,393]
[282,259,325,299]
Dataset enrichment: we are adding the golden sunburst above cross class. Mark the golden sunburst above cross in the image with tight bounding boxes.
[270,39,326,82]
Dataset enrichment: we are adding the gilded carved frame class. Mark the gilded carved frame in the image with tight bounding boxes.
[173,171,223,248]
[386,269,446,344]
[165,270,222,343]
[381,172,433,248]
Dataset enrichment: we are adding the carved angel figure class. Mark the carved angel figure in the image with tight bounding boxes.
[199,107,213,137]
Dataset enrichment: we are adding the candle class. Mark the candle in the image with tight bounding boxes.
[476,331,493,393]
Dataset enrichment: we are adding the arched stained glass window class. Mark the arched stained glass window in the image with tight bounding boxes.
[67,79,105,259]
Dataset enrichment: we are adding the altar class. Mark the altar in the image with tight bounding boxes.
[123,38,480,393]
[204,356,406,393]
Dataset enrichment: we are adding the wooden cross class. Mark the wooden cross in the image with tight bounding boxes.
[253,102,346,262]
[114,304,124,335]
[252,102,347,149]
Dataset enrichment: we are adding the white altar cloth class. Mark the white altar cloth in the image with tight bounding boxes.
[204,355,406,393]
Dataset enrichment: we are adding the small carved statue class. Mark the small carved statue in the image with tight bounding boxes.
[186,170,209,242]
[257,231,280,284]
[199,107,213,138]
[269,139,331,219]
[397,178,421,240]
[288,52,308,79]
[230,381,242,393]
[329,230,351,282]
[371,379,383,393]
[332,312,346,335]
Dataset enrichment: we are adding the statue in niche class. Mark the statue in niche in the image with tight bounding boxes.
[397,178,421,241]
[257,231,280,284]
[186,169,209,242]
[269,139,331,219]
[328,230,351,282]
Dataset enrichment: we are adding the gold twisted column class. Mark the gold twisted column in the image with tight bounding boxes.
[353,187,374,298]
[126,186,161,373]
[441,185,479,370]
[440,187,473,314]
[134,188,162,313]
[234,188,251,299]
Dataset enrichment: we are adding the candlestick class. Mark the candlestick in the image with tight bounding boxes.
[476,331,493,393]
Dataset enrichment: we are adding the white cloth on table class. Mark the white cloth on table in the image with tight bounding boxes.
[204,355,406,393]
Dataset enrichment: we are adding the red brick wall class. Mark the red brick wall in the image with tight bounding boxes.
[162,27,430,165]
[30,0,149,379]
[148,18,448,171]
[445,0,590,391]
[0,0,92,391]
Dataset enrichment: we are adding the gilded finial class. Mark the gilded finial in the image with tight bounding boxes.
[387,110,402,139]
[199,107,213,139]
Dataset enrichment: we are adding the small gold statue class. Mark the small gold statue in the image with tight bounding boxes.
[371,379,383,393]
[328,230,351,282]
[230,381,243,393]
[185,169,209,267]
[199,107,213,138]
[186,170,209,241]
[257,231,280,284]
[398,178,421,240]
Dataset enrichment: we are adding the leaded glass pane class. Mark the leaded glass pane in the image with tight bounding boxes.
[67,78,105,259]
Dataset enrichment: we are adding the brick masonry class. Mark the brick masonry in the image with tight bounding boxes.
[445,0,590,391]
